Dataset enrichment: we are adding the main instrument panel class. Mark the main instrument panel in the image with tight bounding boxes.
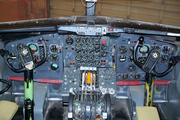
[5,32,176,81]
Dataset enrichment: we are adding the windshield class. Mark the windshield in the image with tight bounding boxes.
[0,0,180,27]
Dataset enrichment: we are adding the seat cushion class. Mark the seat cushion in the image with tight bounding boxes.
[136,106,160,120]
[0,100,18,120]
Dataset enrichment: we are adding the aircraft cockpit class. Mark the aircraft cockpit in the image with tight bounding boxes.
[0,0,180,120]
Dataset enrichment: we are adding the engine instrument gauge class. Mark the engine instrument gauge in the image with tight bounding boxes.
[75,50,81,55]
[28,44,38,52]
[82,50,87,55]
[88,38,93,43]
[88,50,94,55]
[88,56,93,61]
[88,44,94,49]
[94,56,100,61]
[66,37,74,45]
[75,56,81,61]
[94,50,100,55]
[94,38,100,43]
[50,45,58,53]
[82,56,87,61]
[75,44,81,50]
[82,38,87,43]
[101,44,107,50]
[50,54,59,62]
[101,52,107,57]
[75,38,81,43]
[82,44,87,49]
[94,44,100,49]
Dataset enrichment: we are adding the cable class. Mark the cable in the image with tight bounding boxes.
[81,0,95,8]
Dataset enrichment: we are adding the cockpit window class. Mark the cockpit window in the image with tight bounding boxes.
[0,0,180,27]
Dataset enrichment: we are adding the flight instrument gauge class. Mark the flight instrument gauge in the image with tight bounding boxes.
[50,45,58,53]
[50,54,59,62]
[28,44,38,52]
[66,37,74,45]
[162,46,170,54]
[139,45,149,53]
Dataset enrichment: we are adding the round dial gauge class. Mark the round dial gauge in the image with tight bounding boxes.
[75,38,81,43]
[119,55,126,62]
[66,37,74,45]
[162,46,170,54]
[138,57,147,64]
[17,44,23,50]
[101,52,107,57]
[82,62,86,66]
[94,44,100,49]
[94,50,100,55]
[101,44,107,50]
[139,45,149,53]
[82,50,87,55]
[128,55,133,62]
[88,50,94,55]
[88,56,93,61]
[129,46,134,54]
[75,56,81,61]
[75,44,81,50]
[94,61,99,66]
[50,45,58,53]
[82,44,87,49]
[88,62,93,66]
[94,38,100,43]
[88,38,93,43]
[75,50,81,55]
[76,61,81,66]
[119,46,127,54]
[88,44,94,49]
[82,38,87,43]
[94,56,100,61]
[82,56,87,61]
[29,44,38,52]
[50,54,59,62]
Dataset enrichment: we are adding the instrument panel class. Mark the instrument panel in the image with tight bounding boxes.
[4,33,176,82]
